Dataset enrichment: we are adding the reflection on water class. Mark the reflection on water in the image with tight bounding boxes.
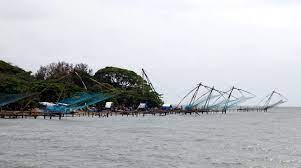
[0,107,300,168]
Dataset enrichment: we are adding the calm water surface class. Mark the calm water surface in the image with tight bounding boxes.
[0,108,300,168]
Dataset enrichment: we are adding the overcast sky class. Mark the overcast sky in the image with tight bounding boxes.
[0,0,300,106]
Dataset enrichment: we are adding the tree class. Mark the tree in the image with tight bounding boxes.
[35,62,95,90]
[94,67,143,89]
[0,60,86,110]
[35,62,93,80]
[0,60,25,75]
[94,67,163,107]
[35,62,73,80]
[74,63,93,76]
[0,60,32,94]
[0,60,37,110]
[0,60,164,110]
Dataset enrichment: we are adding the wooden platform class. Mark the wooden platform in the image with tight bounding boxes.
[0,109,230,120]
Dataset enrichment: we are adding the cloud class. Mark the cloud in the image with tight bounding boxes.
[0,0,54,20]
[1,0,300,105]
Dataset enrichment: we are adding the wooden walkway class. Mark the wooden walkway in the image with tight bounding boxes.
[0,109,231,120]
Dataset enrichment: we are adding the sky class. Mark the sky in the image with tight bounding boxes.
[0,0,300,106]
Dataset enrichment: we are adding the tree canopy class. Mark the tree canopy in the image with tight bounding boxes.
[0,60,163,110]
[94,67,143,89]
[94,67,163,107]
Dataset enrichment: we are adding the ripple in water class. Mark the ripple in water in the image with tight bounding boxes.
[0,107,300,168]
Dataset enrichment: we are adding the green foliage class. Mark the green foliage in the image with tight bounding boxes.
[94,67,143,89]
[0,60,25,75]
[0,75,29,94]
[94,66,163,107]
[0,61,32,94]
[0,60,163,109]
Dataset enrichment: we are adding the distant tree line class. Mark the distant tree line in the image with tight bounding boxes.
[0,60,163,110]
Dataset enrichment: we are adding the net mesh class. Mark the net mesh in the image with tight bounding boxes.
[45,92,112,113]
[0,93,33,107]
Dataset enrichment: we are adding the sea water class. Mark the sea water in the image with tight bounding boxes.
[0,107,300,168]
